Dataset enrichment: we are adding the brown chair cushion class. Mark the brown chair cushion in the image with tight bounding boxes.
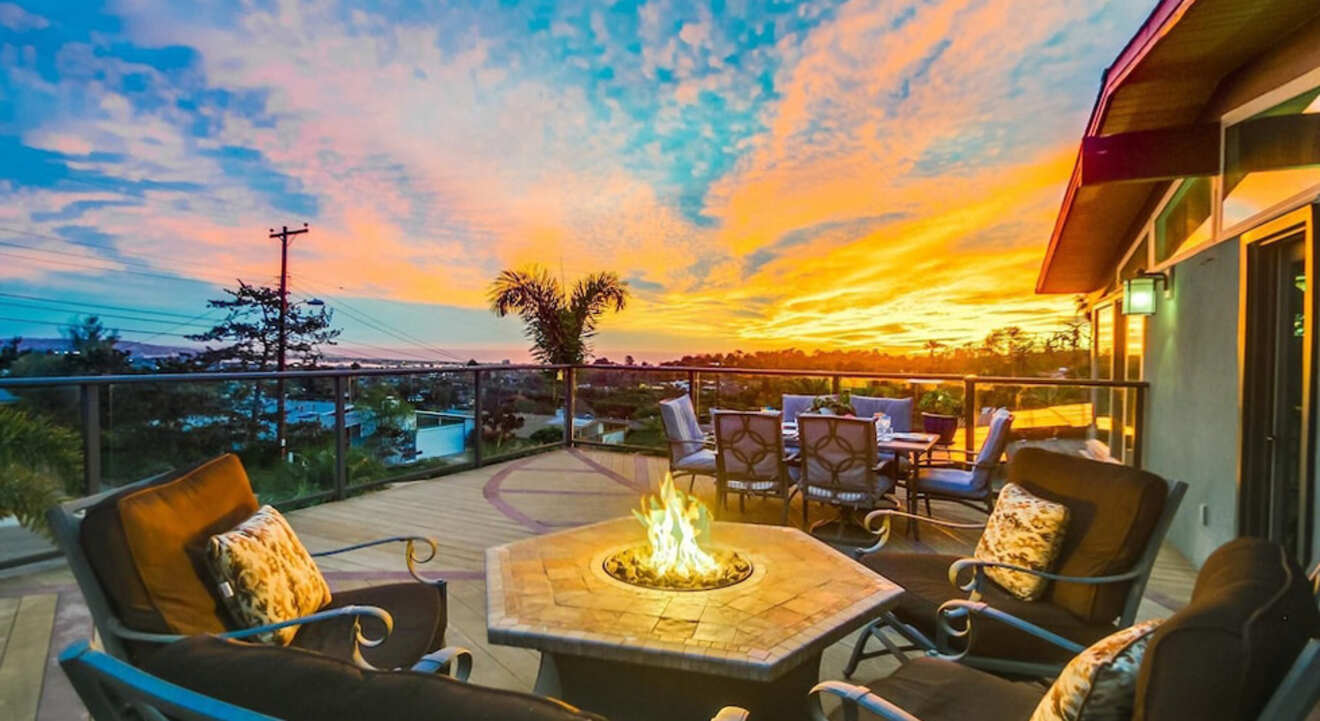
[1135,538,1320,721]
[846,657,1043,721]
[142,635,605,721]
[292,582,447,670]
[81,465,201,635]
[1009,448,1168,623]
[116,454,259,635]
[862,552,1115,666]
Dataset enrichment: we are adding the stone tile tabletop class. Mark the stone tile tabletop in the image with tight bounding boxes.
[486,518,902,681]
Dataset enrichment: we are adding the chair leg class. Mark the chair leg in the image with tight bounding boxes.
[924,496,932,517]
[844,620,880,677]
[688,474,696,493]
[739,494,745,514]
[781,492,790,526]
[802,495,810,527]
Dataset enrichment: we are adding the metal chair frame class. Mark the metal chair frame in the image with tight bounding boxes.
[844,480,1187,678]
[46,472,471,677]
[712,410,794,524]
[817,563,1320,721]
[796,414,898,538]
[660,394,717,493]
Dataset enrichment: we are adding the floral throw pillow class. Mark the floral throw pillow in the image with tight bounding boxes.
[205,505,332,645]
[974,482,1070,600]
[1030,619,1163,721]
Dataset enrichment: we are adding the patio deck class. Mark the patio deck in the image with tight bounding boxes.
[0,447,1197,721]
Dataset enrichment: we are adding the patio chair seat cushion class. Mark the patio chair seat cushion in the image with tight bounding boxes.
[912,467,982,497]
[1008,448,1169,624]
[674,449,716,473]
[142,635,605,721]
[844,657,1043,721]
[114,454,261,636]
[1134,537,1320,721]
[861,552,1115,666]
[726,478,781,491]
[292,582,447,670]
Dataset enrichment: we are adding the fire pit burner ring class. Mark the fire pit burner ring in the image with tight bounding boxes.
[602,544,754,591]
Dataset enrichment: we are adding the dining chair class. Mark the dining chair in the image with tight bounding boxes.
[849,395,914,432]
[659,394,716,492]
[909,408,1014,516]
[712,410,794,523]
[796,414,897,539]
[781,394,828,424]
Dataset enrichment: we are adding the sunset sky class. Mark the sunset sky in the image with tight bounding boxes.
[0,0,1151,362]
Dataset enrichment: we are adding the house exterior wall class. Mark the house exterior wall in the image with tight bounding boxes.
[1142,238,1241,566]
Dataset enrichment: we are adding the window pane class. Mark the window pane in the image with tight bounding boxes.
[1155,177,1212,263]
[1223,87,1320,230]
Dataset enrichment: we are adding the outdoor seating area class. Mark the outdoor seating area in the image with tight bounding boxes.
[3,440,1316,721]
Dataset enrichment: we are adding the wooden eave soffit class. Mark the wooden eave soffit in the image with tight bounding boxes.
[1080,113,1320,186]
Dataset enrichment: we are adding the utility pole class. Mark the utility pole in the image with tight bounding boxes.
[270,222,309,459]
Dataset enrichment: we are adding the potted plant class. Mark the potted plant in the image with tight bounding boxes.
[809,390,855,417]
[918,389,961,444]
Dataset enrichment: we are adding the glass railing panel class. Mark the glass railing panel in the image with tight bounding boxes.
[572,367,686,450]
[346,371,477,487]
[481,368,564,461]
[972,381,1118,462]
[711,372,834,418]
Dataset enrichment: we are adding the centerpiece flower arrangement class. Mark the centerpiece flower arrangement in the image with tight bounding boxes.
[808,390,855,416]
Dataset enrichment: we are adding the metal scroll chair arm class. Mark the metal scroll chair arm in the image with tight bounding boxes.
[107,605,395,670]
[311,535,446,588]
[808,681,924,721]
[946,557,1145,599]
[932,599,1086,662]
[854,509,987,557]
[410,645,474,681]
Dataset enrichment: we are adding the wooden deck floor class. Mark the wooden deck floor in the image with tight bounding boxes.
[0,448,1198,720]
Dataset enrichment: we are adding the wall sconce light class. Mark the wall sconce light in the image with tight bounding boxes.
[1122,269,1172,316]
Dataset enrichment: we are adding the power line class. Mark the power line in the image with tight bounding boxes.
[0,299,215,328]
[291,279,465,362]
[0,247,263,287]
[0,314,197,339]
[0,291,222,320]
[290,289,457,363]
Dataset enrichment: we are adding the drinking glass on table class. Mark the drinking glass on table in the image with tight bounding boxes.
[874,413,893,441]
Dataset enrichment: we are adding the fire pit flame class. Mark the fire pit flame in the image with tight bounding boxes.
[603,473,752,591]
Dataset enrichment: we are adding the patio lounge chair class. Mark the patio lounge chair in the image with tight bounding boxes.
[845,448,1186,678]
[713,410,795,523]
[907,408,1013,519]
[796,414,897,540]
[814,538,1320,721]
[660,394,716,492]
[62,636,753,721]
[46,453,468,676]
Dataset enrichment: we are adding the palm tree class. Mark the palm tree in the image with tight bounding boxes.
[488,266,629,364]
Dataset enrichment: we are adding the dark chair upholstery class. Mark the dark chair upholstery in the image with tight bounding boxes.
[1135,538,1320,721]
[827,657,1042,721]
[848,448,1185,677]
[141,635,605,721]
[292,583,447,670]
[863,552,1115,666]
[816,538,1320,721]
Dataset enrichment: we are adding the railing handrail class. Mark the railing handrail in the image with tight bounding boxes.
[0,364,571,388]
[0,363,1146,389]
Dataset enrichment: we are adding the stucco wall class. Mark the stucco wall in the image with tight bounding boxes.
[1143,238,1241,567]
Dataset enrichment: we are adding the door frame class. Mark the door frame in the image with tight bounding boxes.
[1237,204,1316,563]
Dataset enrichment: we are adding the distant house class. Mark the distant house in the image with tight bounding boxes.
[1037,0,1320,566]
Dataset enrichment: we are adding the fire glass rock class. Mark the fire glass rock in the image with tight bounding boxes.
[603,543,753,591]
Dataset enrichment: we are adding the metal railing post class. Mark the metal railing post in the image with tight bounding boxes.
[80,383,101,495]
[333,375,347,499]
[473,369,484,467]
[831,375,841,395]
[691,371,700,419]
[563,367,575,447]
[962,375,977,454]
[1132,385,1146,469]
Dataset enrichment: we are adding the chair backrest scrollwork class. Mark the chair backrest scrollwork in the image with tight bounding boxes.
[713,411,785,486]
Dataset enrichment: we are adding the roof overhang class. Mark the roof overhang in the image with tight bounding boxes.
[1037,0,1320,294]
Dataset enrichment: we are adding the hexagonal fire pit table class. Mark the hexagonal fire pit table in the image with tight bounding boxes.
[486,518,902,721]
